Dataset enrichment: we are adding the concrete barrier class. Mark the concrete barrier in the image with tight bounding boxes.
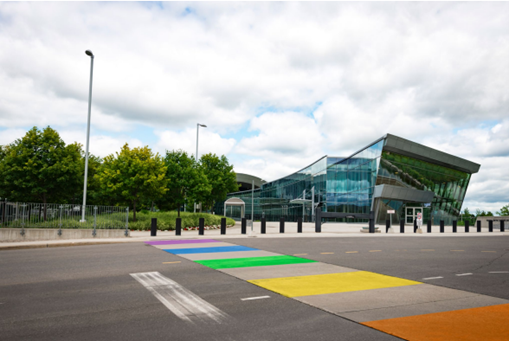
[0,228,129,242]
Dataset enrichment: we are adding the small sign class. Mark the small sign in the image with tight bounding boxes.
[387,210,395,214]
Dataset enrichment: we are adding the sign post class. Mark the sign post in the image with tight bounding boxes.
[387,210,395,233]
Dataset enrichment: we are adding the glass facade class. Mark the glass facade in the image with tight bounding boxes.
[217,135,478,225]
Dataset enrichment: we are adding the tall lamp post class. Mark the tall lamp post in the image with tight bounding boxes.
[194,123,207,213]
[81,50,94,222]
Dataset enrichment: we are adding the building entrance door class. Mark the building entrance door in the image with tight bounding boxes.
[405,207,422,225]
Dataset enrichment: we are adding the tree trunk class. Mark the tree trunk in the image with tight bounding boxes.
[133,200,137,222]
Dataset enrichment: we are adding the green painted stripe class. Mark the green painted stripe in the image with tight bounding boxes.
[195,255,317,269]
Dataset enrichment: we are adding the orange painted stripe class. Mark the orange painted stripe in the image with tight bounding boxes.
[363,303,509,341]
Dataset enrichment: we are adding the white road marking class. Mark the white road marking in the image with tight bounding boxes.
[422,276,444,280]
[241,296,270,301]
[131,272,229,324]
[456,273,473,276]
[489,271,509,274]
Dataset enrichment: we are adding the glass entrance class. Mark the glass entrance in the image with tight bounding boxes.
[405,207,422,225]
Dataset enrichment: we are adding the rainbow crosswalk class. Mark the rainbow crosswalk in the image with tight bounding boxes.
[145,239,509,341]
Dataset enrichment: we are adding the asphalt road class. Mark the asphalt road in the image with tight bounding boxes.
[1,235,508,341]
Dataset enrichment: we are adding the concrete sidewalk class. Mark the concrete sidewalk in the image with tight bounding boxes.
[1,221,507,251]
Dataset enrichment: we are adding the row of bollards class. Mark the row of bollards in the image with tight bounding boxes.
[391,219,496,233]
[149,216,506,236]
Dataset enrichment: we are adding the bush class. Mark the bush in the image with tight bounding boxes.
[128,211,235,231]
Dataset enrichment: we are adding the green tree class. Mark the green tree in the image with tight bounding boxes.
[95,143,168,221]
[158,150,211,217]
[199,153,239,211]
[497,204,509,216]
[0,126,83,209]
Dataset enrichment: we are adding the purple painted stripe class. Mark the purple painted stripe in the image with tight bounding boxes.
[145,239,219,246]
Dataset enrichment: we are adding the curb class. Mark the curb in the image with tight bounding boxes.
[0,239,138,251]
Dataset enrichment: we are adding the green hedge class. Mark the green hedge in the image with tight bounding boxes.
[129,211,235,231]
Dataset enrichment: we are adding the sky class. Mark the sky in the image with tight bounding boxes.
[0,2,508,213]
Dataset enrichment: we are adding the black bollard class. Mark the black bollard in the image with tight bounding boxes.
[261,217,266,234]
[280,217,285,233]
[369,218,375,233]
[176,218,182,236]
[199,217,205,235]
[414,219,417,233]
[241,218,247,234]
[452,220,457,233]
[297,217,302,233]
[465,220,470,233]
[488,220,493,232]
[440,220,444,233]
[501,220,505,233]
[427,220,432,233]
[220,218,226,235]
[400,220,405,233]
[477,220,481,232]
[386,219,390,233]
[151,218,157,236]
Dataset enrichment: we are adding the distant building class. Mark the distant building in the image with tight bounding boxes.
[217,134,480,225]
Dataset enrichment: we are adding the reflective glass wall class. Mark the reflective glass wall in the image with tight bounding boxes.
[326,139,384,221]
[376,151,471,225]
[217,157,329,221]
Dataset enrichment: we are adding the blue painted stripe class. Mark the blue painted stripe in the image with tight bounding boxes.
[163,245,259,254]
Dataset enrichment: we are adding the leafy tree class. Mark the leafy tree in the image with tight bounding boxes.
[158,150,211,217]
[0,127,83,211]
[199,153,239,211]
[95,144,168,221]
[497,204,509,216]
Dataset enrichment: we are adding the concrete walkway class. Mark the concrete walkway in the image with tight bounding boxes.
[1,221,507,250]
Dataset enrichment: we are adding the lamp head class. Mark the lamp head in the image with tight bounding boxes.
[85,50,94,58]
[198,124,207,128]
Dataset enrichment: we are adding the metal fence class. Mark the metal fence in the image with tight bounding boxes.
[0,201,129,235]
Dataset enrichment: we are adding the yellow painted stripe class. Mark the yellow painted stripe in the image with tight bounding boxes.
[482,251,497,253]
[321,252,334,255]
[162,261,181,264]
[248,271,421,298]
[293,253,308,256]
[346,251,358,254]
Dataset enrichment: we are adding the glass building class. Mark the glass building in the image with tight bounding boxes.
[216,134,480,225]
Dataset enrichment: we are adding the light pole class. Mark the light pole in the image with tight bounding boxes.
[194,123,207,213]
[81,49,94,222]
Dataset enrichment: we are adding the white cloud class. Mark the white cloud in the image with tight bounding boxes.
[155,128,236,159]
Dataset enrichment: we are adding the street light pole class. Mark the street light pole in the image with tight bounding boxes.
[194,123,207,213]
[81,50,94,222]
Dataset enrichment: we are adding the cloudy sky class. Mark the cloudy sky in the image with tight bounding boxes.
[0,2,508,213]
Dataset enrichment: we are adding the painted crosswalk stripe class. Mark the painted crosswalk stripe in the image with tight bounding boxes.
[241,296,270,301]
[131,272,228,324]
[196,255,316,269]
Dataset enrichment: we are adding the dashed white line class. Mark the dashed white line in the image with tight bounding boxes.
[456,273,473,276]
[422,276,444,280]
[131,271,229,323]
[489,271,509,274]
[241,295,271,301]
